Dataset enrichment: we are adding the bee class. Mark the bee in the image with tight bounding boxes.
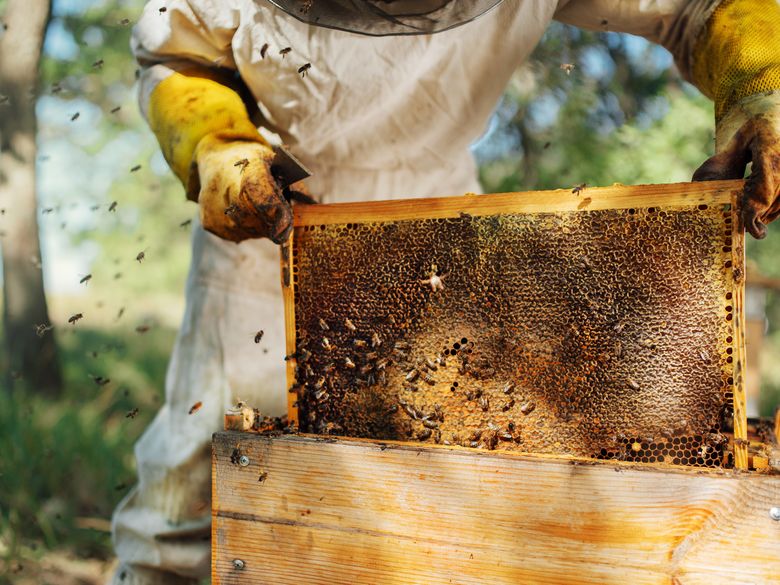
[92,59,104,68]
[345,318,356,331]
[321,337,333,351]
[125,408,139,418]
[394,341,410,350]
[79,274,92,285]
[68,313,83,324]
[479,396,489,411]
[234,158,250,172]
[136,251,145,263]
[498,432,514,442]
[260,43,269,59]
[179,219,192,228]
[420,371,435,386]
[422,418,439,429]
[42,207,54,214]
[298,348,312,362]
[116,307,125,320]
[70,112,80,121]
[360,364,373,375]
[375,358,389,370]
[298,63,311,78]
[90,375,110,386]
[224,204,240,218]
[699,350,711,364]
[314,388,328,401]
[353,339,367,348]
[501,399,515,412]
[108,201,118,212]
[627,378,640,391]
[420,264,445,292]
[365,351,378,360]
[502,382,515,395]
[401,403,418,420]
[405,369,419,382]
[279,47,292,58]
[135,325,150,334]
[313,376,325,390]
[322,362,335,374]
[258,472,268,483]
[371,332,382,347]
[110,106,121,113]
[417,429,432,441]
[403,382,418,392]
[188,401,203,415]
[130,164,141,172]
[560,63,575,75]
[344,357,356,369]
[459,211,473,220]
[519,401,535,415]
[425,358,437,371]
[318,318,329,331]
[35,323,53,337]
[254,330,264,343]
[159,6,167,13]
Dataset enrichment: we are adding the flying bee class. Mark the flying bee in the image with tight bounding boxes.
[130,164,141,172]
[345,318,356,331]
[279,47,292,58]
[502,382,515,395]
[501,399,515,412]
[298,63,311,78]
[353,339,367,348]
[179,219,192,228]
[420,371,435,386]
[405,369,419,382]
[519,401,535,415]
[343,357,356,369]
[108,201,118,212]
[136,251,146,263]
[159,6,167,13]
[260,43,269,58]
[70,112,80,121]
[321,337,334,351]
[560,63,575,75]
[79,274,92,285]
[318,318,329,331]
[135,325,150,334]
[233,158,250,173]
[188,401,203,415]
[92,59,104,68]
[68,313,83,324]
[371,332,382,347]
[126,408,139,418]
[254,330,264,343]
[479,396,489,411]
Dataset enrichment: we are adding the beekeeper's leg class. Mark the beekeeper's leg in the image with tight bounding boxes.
[109,223,286,585]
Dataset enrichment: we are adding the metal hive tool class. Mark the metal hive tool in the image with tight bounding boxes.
[281,181,748,469]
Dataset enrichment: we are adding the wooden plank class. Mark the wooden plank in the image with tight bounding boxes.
[212,432,780,585]
[730,190,749,469]
[280,236,299,427]
[292,180,742,226]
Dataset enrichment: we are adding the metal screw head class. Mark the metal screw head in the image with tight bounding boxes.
[770,507,780,521]
[232,558,245,570]
[238,455,250,467]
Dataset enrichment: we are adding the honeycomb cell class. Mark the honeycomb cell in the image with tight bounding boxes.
[289,202,739,468]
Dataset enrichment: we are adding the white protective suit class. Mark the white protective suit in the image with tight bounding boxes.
[111,1,718,583]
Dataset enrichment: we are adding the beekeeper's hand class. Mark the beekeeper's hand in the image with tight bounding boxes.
[687,0,780,239]
[147,66,302,243]
[693,94,780,239]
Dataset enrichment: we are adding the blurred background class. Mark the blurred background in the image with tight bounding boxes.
[1,1,780,583]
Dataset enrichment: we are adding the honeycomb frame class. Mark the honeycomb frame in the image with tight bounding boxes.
[281,181,748,469]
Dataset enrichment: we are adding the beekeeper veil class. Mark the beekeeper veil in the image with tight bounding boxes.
[264,0,505,35]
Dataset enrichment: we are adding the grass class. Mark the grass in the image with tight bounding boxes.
[0,321,177,581]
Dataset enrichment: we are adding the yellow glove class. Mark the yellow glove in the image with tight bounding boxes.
[147,67,295,243]
[691,0,780,239]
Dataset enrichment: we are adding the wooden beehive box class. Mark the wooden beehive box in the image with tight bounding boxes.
[282,180,749,469]
[213,181,780,585]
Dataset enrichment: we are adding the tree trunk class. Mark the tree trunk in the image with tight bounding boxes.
[0,0,61,395]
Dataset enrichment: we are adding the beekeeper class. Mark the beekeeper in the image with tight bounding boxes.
[111,1,780,583]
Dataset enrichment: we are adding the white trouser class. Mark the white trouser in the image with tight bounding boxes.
[109,162,481,584]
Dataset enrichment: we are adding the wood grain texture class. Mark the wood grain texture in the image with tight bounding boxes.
[280,236,299,426]
[212,432,780,585]
[292,180,743,226]
[731,189,749,469]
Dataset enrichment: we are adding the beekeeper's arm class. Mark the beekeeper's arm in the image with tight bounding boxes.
[555,0,780,239]
[133,0,292,243]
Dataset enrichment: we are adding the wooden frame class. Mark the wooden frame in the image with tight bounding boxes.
[281,180,748,468]
[212,431,780,584]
